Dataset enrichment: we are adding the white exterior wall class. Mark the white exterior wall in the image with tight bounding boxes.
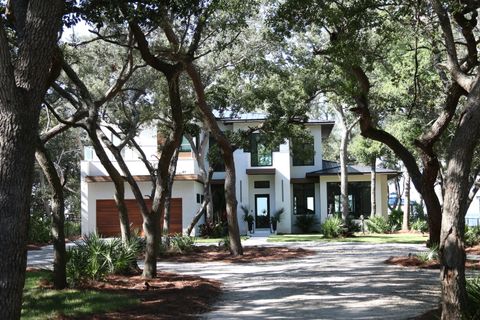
[291,125,323,178]
[274,140,292,233]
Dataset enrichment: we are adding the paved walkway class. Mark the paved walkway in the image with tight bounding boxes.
[156,240,441,320]
[28,238,443,319]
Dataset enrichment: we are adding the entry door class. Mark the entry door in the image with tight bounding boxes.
[255,194,270,228]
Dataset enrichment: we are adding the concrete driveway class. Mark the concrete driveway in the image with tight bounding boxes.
[28,240,441,319]
[155,241,440,320]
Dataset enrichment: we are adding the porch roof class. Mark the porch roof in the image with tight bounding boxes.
[306,160,400,179]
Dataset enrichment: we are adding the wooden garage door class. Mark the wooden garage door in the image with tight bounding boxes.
[96,198,182,237]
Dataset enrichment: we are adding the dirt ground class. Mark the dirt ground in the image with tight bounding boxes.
[385,255,480,270]
[70,272,222,320]
[159,245,315,263]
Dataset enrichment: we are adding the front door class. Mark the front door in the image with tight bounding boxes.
[255,194,270,228]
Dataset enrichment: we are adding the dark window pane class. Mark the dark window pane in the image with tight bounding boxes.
[292,137,314,166]
[254,181,270,189]
[326,182,371,219]
[250,133,272,167]
[293,183,315,215]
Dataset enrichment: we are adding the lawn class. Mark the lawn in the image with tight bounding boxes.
[268,232,428,244]
[22,270,138,320]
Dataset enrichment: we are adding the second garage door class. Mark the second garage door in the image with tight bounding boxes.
[96,198,182,237]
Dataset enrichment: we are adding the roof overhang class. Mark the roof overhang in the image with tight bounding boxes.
[85,174,203,183]
[246,168,276,175]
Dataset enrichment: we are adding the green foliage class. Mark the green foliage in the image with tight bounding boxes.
[415,246,439,263]
[22,270,138,320]
[295,214,319,233]
[218,236,231,252]
[270,207,285,223]
[169,234,195,253]
[199,221,228,238]
[66,234,142,286]
[241,205,254,223]
[366,216,391,234]
[465,277,480,319]
[321,216,343,238]
[465,226,480,247]
[28,213,51,244]
[65,221,81,238]
[388,209,403,232]
[411,219,429,233]
[350,136,386,166]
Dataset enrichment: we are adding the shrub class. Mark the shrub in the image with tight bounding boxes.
[465,226,480,247]
[295,214,319,233]
[65,221,81,238]
[322,216,343,238]
[388,209,403,232]
[218,236,231,252]
[366,216,390,234]
[66,233,142,286]
[465,277,480,319]
[415,245,439,263]
[198,221,227,238]
[411,219,429,233]
[28,213,51,244]
[169,234,195,253]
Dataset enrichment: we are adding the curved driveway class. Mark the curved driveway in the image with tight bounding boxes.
[156,241,440,320]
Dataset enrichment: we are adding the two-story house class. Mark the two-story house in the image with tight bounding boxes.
[80,113,398,236]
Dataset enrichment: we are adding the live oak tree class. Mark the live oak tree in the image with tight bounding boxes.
[0,1,63,318]
[273,0,480,318]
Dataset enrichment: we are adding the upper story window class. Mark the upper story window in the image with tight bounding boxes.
[250,133,272,167]
[179,136,192,152]
[292,136,314,166]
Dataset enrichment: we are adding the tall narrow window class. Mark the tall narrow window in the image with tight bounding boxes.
[179,136,192,152]
[292,136,314,166]
[250,133,272,167]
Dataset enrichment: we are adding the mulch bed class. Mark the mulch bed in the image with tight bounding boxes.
[64,272,222,320]
[385,255,480,270]
[158,245,315,263]
[466,244,480,255]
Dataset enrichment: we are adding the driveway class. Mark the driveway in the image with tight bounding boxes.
[155,241,440,320]
[28,240,441,319]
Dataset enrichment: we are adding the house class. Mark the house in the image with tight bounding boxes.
[80,113,398,236]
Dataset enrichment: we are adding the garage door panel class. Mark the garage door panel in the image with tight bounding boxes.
[96,199,182,237]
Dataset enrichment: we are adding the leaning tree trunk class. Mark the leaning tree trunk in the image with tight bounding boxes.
[438,84,480,320]
[0,2,63,318]
[339,135,349,221]
[88,129,132,242]
[186,63,243,255]
[370,158,376,217]
[402,172,410,231]
[35,142,67,289]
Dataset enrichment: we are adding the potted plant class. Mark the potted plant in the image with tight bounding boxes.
[241,205,255,233]
[270,208,284,234]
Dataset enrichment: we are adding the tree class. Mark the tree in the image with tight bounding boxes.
[0,1,63,318]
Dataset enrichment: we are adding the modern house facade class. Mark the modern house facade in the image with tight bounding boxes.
[80,114,397,236]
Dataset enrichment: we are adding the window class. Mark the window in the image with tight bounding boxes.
[250,133,272,167]
[254,181,270,189]
[292,136,314,166]
[326,182,371,219]
[293,183,315,215]
[179,136,192,152]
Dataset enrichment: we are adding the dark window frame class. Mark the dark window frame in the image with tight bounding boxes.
[292,138,314,166]
[293,183,315,215]
[250,133,273,167]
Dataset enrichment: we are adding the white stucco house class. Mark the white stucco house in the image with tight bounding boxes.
[81,113,398,236]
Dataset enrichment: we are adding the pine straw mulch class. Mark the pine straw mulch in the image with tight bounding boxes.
[385,254,480,270]
[158,245,315,263]
[62,272,222,320]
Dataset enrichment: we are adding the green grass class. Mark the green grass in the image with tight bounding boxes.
[195,235,250,244]
[267,233,428,244]
[22,270,138,320]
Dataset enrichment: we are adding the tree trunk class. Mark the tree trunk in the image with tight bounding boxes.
[35,142,67,289]
[0,2,63,317]
[186,63,243,255]
[340,133,349,221]
[87,128,131,242]
[163,148,179,236]
[187,170,214,235]
[370,158,376,217]
[142,211,160,278]
[402,173,410,231]
[438,84,480,319]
